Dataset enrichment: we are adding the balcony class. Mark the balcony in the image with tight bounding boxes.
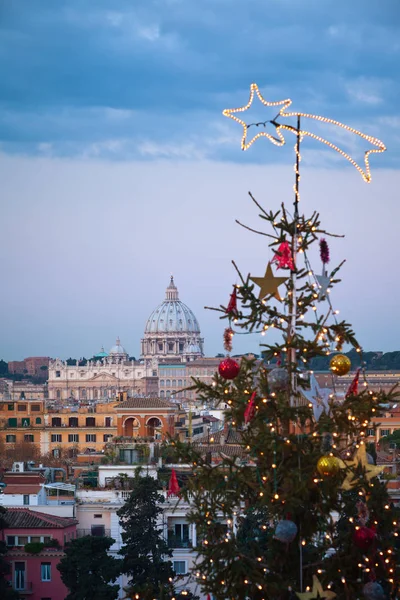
[167,535,192,549]
[14,581,33,594]
[76,528,111,538]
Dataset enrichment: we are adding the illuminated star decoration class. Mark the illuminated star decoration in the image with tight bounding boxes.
[315,270,331,300]
[296,575,337,599]
[222,83,386,182]
[339,443,384,491]
[250,262,288,302]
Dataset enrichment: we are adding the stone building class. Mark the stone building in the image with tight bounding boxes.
[141,277,204,362]
[47,338,157,402]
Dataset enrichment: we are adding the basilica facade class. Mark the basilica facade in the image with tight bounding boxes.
[47,277,204,402]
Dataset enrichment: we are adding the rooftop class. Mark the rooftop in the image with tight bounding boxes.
[115,397,177,410]
[4,508,78,529]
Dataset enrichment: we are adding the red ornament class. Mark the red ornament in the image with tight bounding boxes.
[353,526,375,551]
[244,391,257,424]
[226,287,238,317]
[218,358,240,380]
[167,468,180,497]
[346,368,360,398]
[223,327,234,353]
[272,241,294,270]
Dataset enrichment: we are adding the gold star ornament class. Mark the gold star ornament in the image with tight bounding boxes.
[296,575,336,599]
[222,82,386,182]
[250,262,288,302]
[339,443,384,491]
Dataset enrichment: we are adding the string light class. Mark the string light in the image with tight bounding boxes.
[223,83,386,182]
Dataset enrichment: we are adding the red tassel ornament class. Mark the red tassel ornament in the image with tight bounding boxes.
[345,368,360,398]
[244,391,257,424]
[226,287,238,317]
[272,241,294,270]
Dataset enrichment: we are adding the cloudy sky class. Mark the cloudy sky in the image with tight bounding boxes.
[1,0,399,361]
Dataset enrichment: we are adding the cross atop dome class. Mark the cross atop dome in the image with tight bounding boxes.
[166,275,179,301]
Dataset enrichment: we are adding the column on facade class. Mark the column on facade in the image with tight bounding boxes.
[192,522,197,546]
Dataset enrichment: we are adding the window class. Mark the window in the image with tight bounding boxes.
[367,428,375,436]
[52,417,61,427]
[56,390,61,399]
[8,403,14,411]
[8,418,17,427]
[41,562,51,582]
[103,434,113,442]
[55,370,61,378]
[174,523,189,540]
[35,417,42,424]
[94,514,102,518]
[51,434,62,443]
[68,434,79,443]
[91,525,105,537]
[24,434,34,443]
[6,536,16,547]
[158,343,163,351]
[69,417,78,427]
[81,389,87,399]
[160,390,165,398]
[172,379,176,387]
[173,561,187,575]
[14,562,26,590]
[380,429,390,438]
[168,343,174,352]
[166,379,171,387]
[6,435,16,443]
[18,404,27,412]
[52,449,60,458]
[160,380,165,386]
[23,494,30,505]
[178,379,182,386]
[152,370,157,377]
[21,418,30,427]
[86,434,96,442]
[105,417,112,427]
[31,405,40,411]
[93,389,98,399]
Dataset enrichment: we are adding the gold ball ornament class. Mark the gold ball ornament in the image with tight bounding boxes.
[329,354,351,376]
[317,455,340,477]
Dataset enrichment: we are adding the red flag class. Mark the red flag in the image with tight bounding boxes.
[345,368,360,398]
[226,287,238,316]
[206,595,211,600]
[244,391,257,424]
[167,468,180,497]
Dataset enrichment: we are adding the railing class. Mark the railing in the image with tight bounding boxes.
[167,536,192,549]
[76,529,111,538]
[14,581,33,593]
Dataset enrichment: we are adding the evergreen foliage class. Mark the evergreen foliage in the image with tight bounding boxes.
[57,535,121,600]
[171,198,400,600]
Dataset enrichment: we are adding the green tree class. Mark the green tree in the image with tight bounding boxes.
[57,536,121,600]
[0,507,20,599]
[118,472,175,600]
[172,198,400,600]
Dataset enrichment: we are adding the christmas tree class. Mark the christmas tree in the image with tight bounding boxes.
[172,85,400,600]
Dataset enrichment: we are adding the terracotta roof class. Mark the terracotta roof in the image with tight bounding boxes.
[196,444,246,458]
[4,485,42,495]
[115,397,177,410]
[4,509,77,529]
[195,427,243,446]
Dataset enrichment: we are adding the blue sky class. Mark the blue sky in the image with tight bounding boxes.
[1,0,399,360]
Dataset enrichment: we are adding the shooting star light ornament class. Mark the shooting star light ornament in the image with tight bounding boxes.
[222,83,386,182]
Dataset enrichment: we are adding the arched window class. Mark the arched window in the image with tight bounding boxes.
[166,379,171,387]
[178,379,182,386]
[172,379,176,387]
[35,417,41,424]
[166,390,171,397]
[160,390,165,398]
[160,380,165,386]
